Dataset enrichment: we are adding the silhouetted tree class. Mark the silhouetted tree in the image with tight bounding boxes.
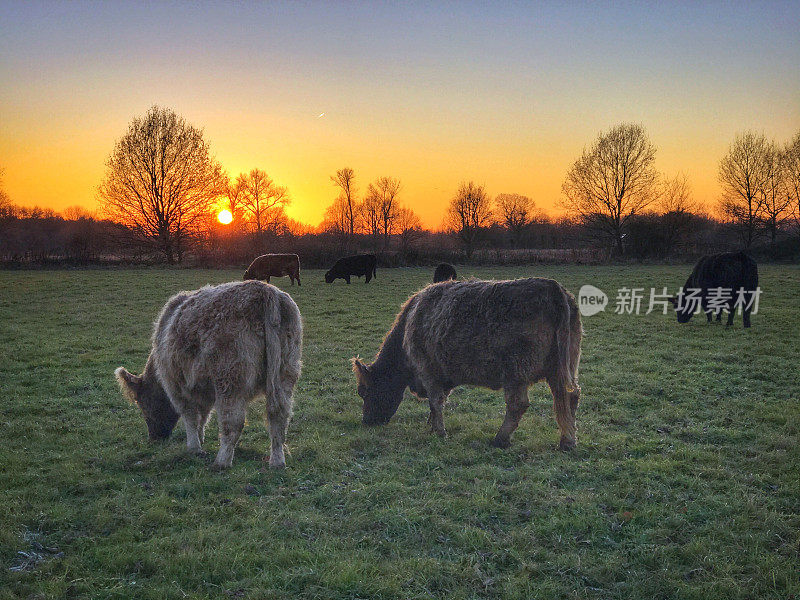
[0,166,9,208]
[760,141,791,245]
[395,205,424,254]
[785,131,800,237]
[445,181,493,258]
[718,131,773,248]
[561,123,659,254]
[658,174,699,255]
[331,167,360,238]
[495,193,534,247]
[237,168,290,237]
[99,106,225,263]
[364,176,401,248]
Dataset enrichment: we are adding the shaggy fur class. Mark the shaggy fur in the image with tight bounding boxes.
[115,280,302,469]
[433,263,457,283]
[353,278,582,450]
[670,251,758,328]
[244,254,301,286]
[325,254,377,284]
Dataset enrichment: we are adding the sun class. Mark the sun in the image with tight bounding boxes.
[217,209,233,225]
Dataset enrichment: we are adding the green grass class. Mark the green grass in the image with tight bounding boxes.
[0,265,798,599]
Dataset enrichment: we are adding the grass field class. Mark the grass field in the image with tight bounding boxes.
[1,265,798,599]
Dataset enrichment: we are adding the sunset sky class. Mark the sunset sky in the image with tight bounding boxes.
[1,1,799,228]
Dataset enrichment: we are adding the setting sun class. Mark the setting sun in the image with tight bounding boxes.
[217,209,233,225]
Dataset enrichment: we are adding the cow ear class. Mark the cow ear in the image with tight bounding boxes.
[351,358,371,383]
[115,367,141,404]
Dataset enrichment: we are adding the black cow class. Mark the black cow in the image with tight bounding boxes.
[433,263,457,283]
[670,252,758,328]
[325,254,377,284]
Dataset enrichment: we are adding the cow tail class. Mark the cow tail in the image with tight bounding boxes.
[555,289,581,394]
[260,287,283,402]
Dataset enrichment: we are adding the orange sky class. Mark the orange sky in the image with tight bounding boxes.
[1,3,798,228]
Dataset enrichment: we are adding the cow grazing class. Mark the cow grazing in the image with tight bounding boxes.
[115,280,302,469]
[352,278,582,450]
[244,254,301,286]
[670,252,758,328]
[325,254,377,284]
[433,263,457,283]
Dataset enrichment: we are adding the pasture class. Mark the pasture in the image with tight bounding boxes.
[1,265,798,599]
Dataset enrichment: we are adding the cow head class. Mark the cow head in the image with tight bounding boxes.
[115,367,179,440]
[352,358,405,425]
[668,294,694,324]
[324,270,335,284]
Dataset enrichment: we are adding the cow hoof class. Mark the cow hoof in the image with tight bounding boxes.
[490,437,511,449]
[558,437,576,452]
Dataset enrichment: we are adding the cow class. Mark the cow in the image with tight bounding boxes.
[433,263,457,283]
[114,280,302,469]
[244,254,301,286]
[352,278,582,451]
[670,252,758,328]
[325,254,377,284]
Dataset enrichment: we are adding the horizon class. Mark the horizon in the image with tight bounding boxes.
[1,1,799,228]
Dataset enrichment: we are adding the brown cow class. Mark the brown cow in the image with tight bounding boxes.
[115,281,303,469]
[353,278,582,450]
[244,254,301,286]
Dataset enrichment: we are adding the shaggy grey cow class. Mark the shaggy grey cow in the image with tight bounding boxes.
[115,280,302,469]
[353,278,582,450]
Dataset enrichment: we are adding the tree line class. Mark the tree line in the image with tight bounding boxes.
[1,108,798,265]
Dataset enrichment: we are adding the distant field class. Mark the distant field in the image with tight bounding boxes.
[1,265,798,599]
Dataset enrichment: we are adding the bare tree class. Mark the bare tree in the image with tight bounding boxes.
[561,123,659,254]
[445,181,493,258]
[495,193,534,247]
[320,195,358,253]
[99,106,225,263]
[62,205,95,221]
[657,173,699,255]
[785,131,800,237]
[395,205,424,254]
[331,167,359,237]
[364,176,401,247]
[361,192,382,244]
[718,131,773,248]
[238,169,290,237]
[0,166,9,207]
[224,176,246,223]
[760,141,792,245]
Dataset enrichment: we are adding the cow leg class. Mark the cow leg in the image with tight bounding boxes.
[345,275,351,284]
[726,307,735,327]
[706,310,713,323]
[547,376,577,451]
[198,403,213,445]
[743,307,752,328]
[266,276,270,283]
[365,271,372,283]
[213,400,246,469]
[491,384,530,449]
[181,406,204,454]
[296,273,301,286]
[427,391,448,437]
[716,310,722,322]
